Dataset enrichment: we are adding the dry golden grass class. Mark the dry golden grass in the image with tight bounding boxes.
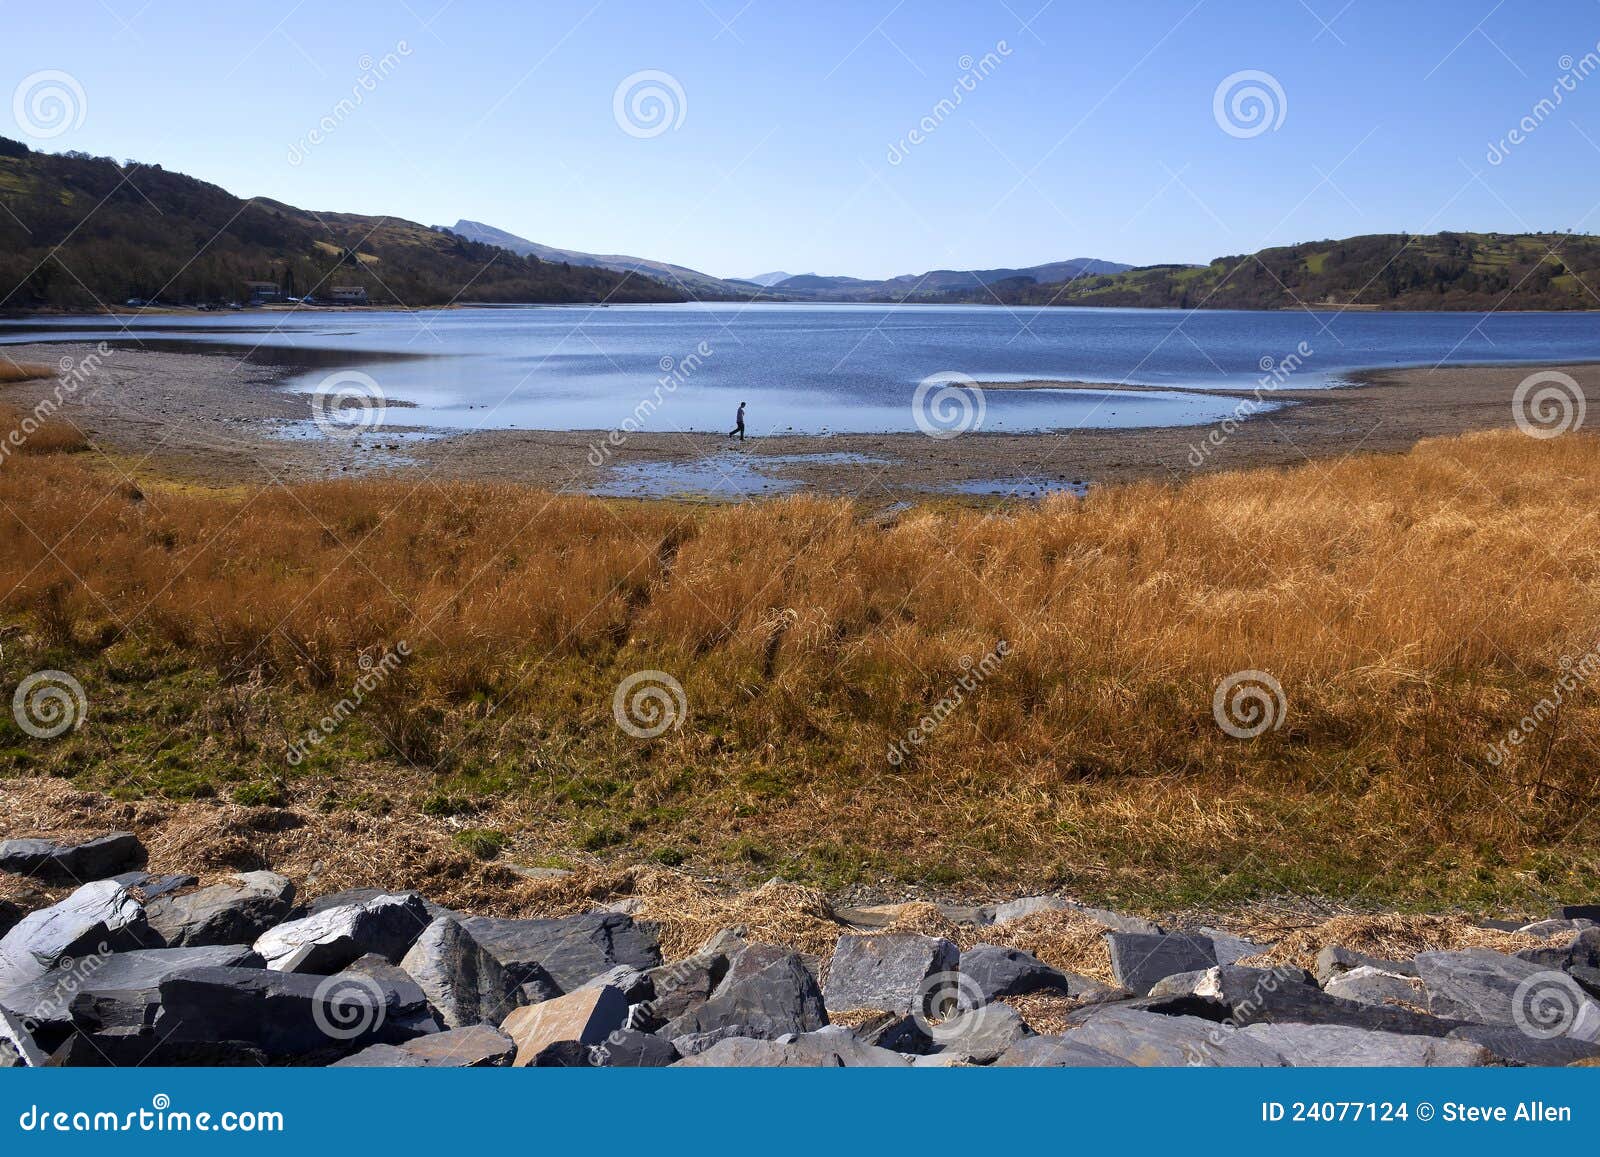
[1,428,1599,908]
[1242,913,1547,971]
[0,402,91,455]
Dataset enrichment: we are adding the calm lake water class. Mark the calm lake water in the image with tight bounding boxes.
[3,304,1596,435]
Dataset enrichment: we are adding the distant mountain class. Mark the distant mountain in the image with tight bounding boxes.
[740,271,804,287]
[0,138,683,309]
[767,258,1134,301]
[441,219,748,298]
[930,232,1600,311]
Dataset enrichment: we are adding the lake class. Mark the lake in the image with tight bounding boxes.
[3,303,1596,436]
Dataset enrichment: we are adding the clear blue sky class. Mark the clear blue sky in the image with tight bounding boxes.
[5,1,1599,279]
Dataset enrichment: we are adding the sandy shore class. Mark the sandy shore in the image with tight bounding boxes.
[2,341,1596,497]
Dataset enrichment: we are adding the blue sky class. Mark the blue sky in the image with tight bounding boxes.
[4,1,1600,279]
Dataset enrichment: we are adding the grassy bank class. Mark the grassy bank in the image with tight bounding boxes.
[0,416,1597,912]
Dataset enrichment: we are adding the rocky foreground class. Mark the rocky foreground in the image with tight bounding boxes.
[1,832,1598,1068]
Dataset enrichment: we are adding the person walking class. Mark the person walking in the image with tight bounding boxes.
[728,401,746,442]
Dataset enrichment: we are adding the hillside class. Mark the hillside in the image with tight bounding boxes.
[941,232,1600,311]
[440,218,746,298]
[0,139,684,309]
[772,258,1133,301]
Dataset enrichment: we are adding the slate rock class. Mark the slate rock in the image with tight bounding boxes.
[1321,965,1427,1009]
[635,950,731,1029]
[254,892,428,973]
[298,887,454,923]
[0,1007,46,1067]
[672,1028,909,1067]
[1199,928,1270,965]
[400,917,525,1029]
[1555,904,1600,922]
[0,944,260,1046]
[1241,1023,1497,1067]
[592,1027,679,1067]
[0,899,20,940]
[1516,928,1600,971]
[927,1000,1028,1063]
[661,947,827,1039]
[154,965,433,1060]
[670,1024,756,1057]
[145,871,294,948]
[112,872,197,902]
[1063,1004,1286,1066]
[500,984,628,1066]
[46,1033,270,1067]
[0,833,144,885]
[1314,945,1417,985]
[332,1025,516,1068]
[335,954,444,1039]
[1105,931,1218,995]
[960,943,1108,1002]
[1448,1024,1600,1067]
[0,880,154,991]
[579,964,654,1004]
[1140,964,1464,1038]
[462,911,660,994]
[1518,919,1595,939]
[1571,965,1600,1000]
[992,1035,1134,1066]
[824,932,958,1013]
[1416,948,1600,1032]
[985,895,1162,935]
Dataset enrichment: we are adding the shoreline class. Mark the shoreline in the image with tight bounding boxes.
[2,340,1597,495]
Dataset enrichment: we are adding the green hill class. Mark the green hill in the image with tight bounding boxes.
[940,232,1600,311]
[0,138,684,309]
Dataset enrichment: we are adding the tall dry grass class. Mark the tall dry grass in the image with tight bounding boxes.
[1,428,1597,906]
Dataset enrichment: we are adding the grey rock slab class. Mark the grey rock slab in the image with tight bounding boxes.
[927,1000,1028,1063]
[1105,931,1218,995]
[400,917,525,1029]
[112,872,197,902]
[0,944,259,1042]
[985,895,1162,935]
[1314,945,1417,985]
[336,954,442,1039]
[500,985,628,1066]
[154,965,434,1060]
[992,1035,1135,1067]
[1241,1023,1497,1067]
[1517,928,1600,971]
[672,1029,908,1067]
[1199,928,1270,965]
[1416,948,1600,1031]
[1322,965,1428,1009]
[145,871,294,948]
[332,1025,515,1068]
[823,931,957,1014]
[960,942,1109,1002]
[0,1007,46,1067]
[0,880,154,991]
[461,911,660,994]
[1555,904,1600,922]
[579,964,653,1003]
[1518,919,1596,939]
[0,833,144,885]
[1064,1004,1286,1067]
[662,947,827,1040]
[0,899,20,940]
[1140,964,1464,1038]
[253,892,429,974]
[298,887,454,923]
[592,1027,679,1067]
[634,950,730,1030]
[1448,1024,1600,1067]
